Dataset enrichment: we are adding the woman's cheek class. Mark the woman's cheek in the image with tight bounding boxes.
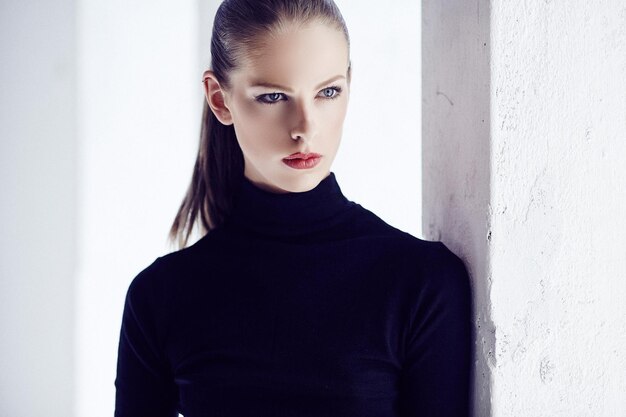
[234,105,266,135]
[245,102,286,125]
[322,102,347,129]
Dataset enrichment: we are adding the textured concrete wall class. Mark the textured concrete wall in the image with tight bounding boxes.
[423,0,626,416]
[489,1,626,415]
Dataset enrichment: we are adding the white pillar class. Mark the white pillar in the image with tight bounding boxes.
[423,1,626,416]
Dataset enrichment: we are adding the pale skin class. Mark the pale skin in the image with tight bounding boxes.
[202,20,351,194]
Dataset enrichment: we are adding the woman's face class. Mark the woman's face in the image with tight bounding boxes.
[203,21,351,193]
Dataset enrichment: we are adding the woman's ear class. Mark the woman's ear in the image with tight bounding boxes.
[202,70,233,126]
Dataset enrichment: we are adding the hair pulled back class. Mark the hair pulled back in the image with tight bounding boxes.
[169,0,351,249]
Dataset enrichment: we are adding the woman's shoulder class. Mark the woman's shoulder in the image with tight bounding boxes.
[348,203,443,247]
[350,203,468,280]
[125,234,214,293]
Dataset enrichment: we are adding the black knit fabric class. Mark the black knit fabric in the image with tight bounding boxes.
[114,171,472,417]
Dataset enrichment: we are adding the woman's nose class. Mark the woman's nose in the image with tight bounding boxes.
[289,100,317,142]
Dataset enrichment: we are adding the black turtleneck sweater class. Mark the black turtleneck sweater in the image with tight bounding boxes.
[114,172,472,417]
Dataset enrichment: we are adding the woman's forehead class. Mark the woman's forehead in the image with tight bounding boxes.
[234,22,349,88]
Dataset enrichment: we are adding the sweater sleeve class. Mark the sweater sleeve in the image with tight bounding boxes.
[114,258,178,417]
[398,243,473,417]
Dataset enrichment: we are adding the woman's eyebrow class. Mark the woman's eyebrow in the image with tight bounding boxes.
[249,75,346,92]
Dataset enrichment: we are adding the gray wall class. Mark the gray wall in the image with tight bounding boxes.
[0,0,77,415]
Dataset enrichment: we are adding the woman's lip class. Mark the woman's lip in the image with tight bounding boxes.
[282,156,322,169]
[283,152,322,160]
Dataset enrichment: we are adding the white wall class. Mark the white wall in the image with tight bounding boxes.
[334,0,421,238]
[75,1,199,415]
[423,0,626,416]
[0,1,77,416]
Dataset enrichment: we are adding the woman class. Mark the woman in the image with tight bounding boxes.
[114,0,472,416]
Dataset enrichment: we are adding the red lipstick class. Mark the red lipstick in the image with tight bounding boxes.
[282,152,322,169]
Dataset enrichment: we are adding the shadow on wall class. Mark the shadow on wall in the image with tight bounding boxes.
[421,0,493,416]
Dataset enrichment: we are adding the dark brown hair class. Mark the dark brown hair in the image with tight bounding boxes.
[168,0,351,249]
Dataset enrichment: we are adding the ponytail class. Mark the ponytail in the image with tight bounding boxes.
[168,100,244,249]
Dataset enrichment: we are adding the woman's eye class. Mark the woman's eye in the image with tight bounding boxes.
[320,86,342,99]
[256,92,284,105]
[256,86,342,105]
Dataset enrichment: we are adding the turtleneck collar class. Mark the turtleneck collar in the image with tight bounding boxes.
[224,172,357,238]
